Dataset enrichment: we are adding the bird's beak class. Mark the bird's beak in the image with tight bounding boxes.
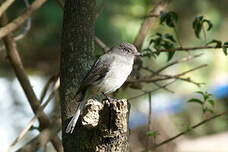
[135,52,141,56]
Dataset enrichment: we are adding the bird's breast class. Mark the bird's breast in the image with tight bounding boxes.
[97,56,133,94]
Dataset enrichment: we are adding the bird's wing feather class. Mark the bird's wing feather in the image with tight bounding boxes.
[76,53,114,95]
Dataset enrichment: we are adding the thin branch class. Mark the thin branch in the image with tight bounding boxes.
[134,0,170,49]
[0,0,16,17]
[9,78,59,149]
[1,14,63,152]
[158,46,217,52]
[95,36,110,52]
[128,80,176,101]
[0,0,48,39]
[153,82,174,93]
[154,111,228,148]
[128,64,207,84]
[155,53,203,74]
[146,92,154,150]
[175,64,207,77]
[0,0,32,52]
[14,0,32,41]
[40,75,59,102]
[16,119,61,152]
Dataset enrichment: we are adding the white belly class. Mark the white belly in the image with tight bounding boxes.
[96,55,133,94]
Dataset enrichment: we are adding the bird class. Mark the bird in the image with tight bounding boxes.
[66,42,140,133]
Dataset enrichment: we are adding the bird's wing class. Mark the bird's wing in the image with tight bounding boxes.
[76,53,114,95]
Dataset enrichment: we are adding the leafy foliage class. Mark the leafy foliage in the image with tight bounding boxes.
[222,42,228,55]
[207,39,222,48]
[160,11,178,28]
[188,91,215,114]
[207,40,228,55]
[142,33,177,61]
[192,16,213,39]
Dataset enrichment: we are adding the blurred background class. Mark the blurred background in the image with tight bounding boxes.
[1,0,228,151]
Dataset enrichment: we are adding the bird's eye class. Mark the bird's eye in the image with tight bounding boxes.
[124,48,131,53]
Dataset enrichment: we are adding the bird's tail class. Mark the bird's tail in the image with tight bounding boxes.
[65,100,85,133]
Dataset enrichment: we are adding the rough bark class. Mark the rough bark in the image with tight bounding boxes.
[60,0,130,152]
[70,99,130,152]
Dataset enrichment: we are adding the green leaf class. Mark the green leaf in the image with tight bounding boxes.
[203,107,214,113]
[222,47,227,56]
[160,11,178,28]
[223,42,228,46]
[188,98,204,105]
[208,99,215,107]
[160,11,167,25]
[195,91,205,96]
[203,19,213,31]
[147,131,159,137]
[141,48,154,58]
[167,51,175,61]
[192,16,204,39]
[222,42,228,55]
[207,40,222,48]
[164,33,176,42]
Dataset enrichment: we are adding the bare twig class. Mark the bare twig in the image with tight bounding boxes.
[128,80,176,101]
[155,53,203,74]
[0,0,48,39]
[134,0,170,49]
[40,75,59,102]
[154,111,228,148]
[146,92,154,150]
[0,0,32,52]
[1,14,63,152]
[158,46,217,52]
[14,0,32,41]
[141,54,203,92]
[153,82,174,93]
[95,36,110,52]
[0,0,16,17]
[175,64,207,77]
[16,118,61,152]
[128,64,207,84]
[9,78,59,149]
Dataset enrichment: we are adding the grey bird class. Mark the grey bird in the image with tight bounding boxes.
[66,42,140,133]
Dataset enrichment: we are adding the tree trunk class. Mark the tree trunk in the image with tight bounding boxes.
[60,0,130,152]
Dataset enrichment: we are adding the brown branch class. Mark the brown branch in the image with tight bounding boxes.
[154,111,228,148]
[14,0,32,41]
[146,92,155,150]
[0,0,16,17]
[0,15,63,152]
[175,64,207,77]
[16,118,61,152]
[158,46,217,52]
[128,64,207,84]
[0,0,48,39]
[155,53,203,74]
[134,0,170,49]
[153,82,174,93]
[9,78,59,149]
[128,80,176,101]
[95,36,110,52]
[40,75,59,102]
